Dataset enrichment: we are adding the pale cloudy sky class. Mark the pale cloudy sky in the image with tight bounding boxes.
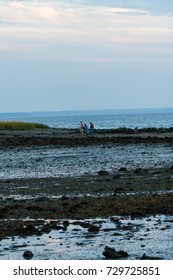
[1,0,173,113]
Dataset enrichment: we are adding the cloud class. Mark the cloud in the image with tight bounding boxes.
[105,8,148,15]
[0,1,173,62]
[0,2,149,27]
[8,1,25,9]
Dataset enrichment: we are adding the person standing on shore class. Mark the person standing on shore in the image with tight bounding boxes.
[84,123,89,136]
[89,122,94,135]
[80,121,84,134]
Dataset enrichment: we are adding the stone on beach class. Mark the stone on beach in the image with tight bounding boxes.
[87,225,100,233]
[140,253,164,260]
[102,246,128,259]
[98,170,109,176]
[119,167,127,172]
[17,224,41,236]
[23,250,34,260]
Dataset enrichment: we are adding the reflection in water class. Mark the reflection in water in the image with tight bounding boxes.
[0,215,172,260]
[0,144,173,179]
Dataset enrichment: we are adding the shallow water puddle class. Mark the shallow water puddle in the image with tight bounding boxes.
[0,215,172,260]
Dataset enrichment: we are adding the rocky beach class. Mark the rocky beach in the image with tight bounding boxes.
[0,128,173,259]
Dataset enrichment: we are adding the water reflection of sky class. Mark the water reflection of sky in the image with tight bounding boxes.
[0,215,173,260]
[1,144,173,179]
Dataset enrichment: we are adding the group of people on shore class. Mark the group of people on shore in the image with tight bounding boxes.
[80,121,94,136]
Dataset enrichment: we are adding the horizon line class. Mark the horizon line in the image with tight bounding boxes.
[0,107,173,115]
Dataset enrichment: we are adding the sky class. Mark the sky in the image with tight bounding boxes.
[1,0,173,113]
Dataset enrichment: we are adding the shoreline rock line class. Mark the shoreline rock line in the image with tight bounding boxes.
[1,127,173,148]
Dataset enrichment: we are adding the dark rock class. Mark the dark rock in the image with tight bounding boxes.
[18,224,41,236]
[4,180,11,183]
[160,227,167,231]
[23,250,33,260]
[34,196,47,202]
[103,246,128,259]
[112,233,122,236]
[105,178,112,182]
[63,220,70,227]
[61,195,69,200]
[113,187,124,194]
[134,168,142,174]
[25,224,36,231]
[87,225,100,233]
[76,242,84,246]
[103,228,117,232]
[85,234,96,238]
[119,167,127,172]
[98,170,109,176]
[140,253,164,260]
[72,228,81,231]
[113,174,121,179]
[110,217,120,223]
[12,244,28,249]
[49,221,58,229]
[41,224,51,233]
[0,211,5,218]
[55,225,64,231]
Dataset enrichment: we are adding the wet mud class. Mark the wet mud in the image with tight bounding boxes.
[0,129,173,259]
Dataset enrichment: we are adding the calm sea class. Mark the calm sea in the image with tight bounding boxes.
[0,108,173,129]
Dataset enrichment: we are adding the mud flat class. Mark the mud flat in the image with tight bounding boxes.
[0,128,173,259]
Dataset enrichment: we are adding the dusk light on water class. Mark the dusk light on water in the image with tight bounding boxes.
[0,1,173,267]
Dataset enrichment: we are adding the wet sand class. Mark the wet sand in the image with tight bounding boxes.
[0,128,173,259]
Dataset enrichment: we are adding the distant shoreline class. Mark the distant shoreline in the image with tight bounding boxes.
[0,107,173,116]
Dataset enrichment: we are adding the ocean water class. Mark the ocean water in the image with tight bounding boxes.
[0,108,173,129]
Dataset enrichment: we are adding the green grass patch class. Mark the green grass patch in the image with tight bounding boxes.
[0,121,49,130]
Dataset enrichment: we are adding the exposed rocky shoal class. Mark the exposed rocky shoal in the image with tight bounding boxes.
[0,167,173,240]
[1,127,173,148]
[0,128,173,240]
